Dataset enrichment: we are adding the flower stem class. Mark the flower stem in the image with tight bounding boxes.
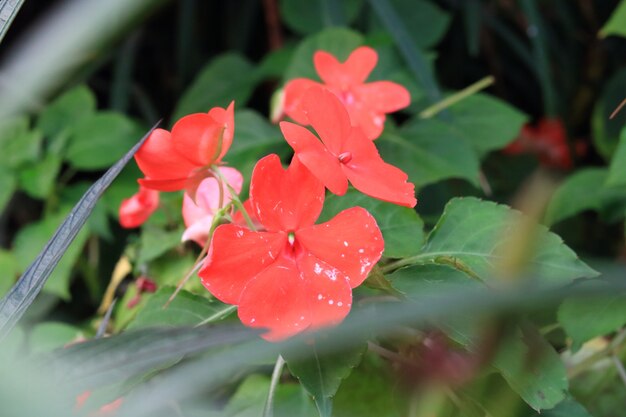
[195,304,237,327]
[212,166,257,231]
[419,75,495,119]
[263,355,286,417]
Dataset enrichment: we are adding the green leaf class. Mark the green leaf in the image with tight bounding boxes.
[36,85,96,139]
[65,112,143,170]
[28,322,81,353]
[0,250,18,298]
[592,67,626,159]
[320,189,424,258]
[447,93,527,156]
[0,117,42,169]
[137,226,184,265]
[558,280,626,351]
[368,0,450,49]
[284,343,366,417]
[128,287,230,329]
[224,374,317,417]
[18,153,62,199]
[545,168,626,225]
[280,0,364,35]
[418,197,597,284]
[333,354,400,417]
[12,212,90,300]
[377,118,481,189]
[173,53,259,121]
[493,326,568,411]
[528,398,593,417]
[0,167,16,215]
[606,127,626,186]
[284,28,363,81]
[600,0,626,38]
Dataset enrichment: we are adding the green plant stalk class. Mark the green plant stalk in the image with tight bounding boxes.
[213,166,257,231]
[263,355,286,417]
[196,305,237,327]
[419,76,495,119]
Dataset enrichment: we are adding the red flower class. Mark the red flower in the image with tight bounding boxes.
[181,167,243,247]
[504,118,580,170]
[135,103,234,192]
[198,154,384,341]
[283,46,410,140]
[118,186,159,228]
[280,87,416,207]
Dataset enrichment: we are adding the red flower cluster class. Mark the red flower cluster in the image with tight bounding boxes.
[121,47,416,340]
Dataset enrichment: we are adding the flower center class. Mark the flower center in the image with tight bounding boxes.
[288,231,296,246]
[338,152,352,164]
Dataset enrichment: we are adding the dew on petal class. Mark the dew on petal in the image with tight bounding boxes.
[337,301,343,307]
[343,241,349,247]
[358,248,364,254]
[317,293,324,300]
[328,299,334,305]
[314,263,323,275]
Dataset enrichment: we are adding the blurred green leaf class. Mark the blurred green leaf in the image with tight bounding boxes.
[224,374,317,417]
[173,53,259,121]
[65,112,143,170]
[284,28,363,81]
[600,0,626,38]
[18,153,62,199]
[606,127,626,186]
[447,93,527,156]
[138,226,184,265]
[493,326,568,411]
[558,280,626,352]
[36,85,96,139]
[280,0,363,35]
[545,168,626,225]
[0,117,42,169]
[0,167,16,215]
[0,250,18,298]
[13,211,90,300]
[29,322,81,353]
[528,398,593,416]
[369,0,450,49]
[284,343,365,417]
[416,197,597,284]
[320,189,424,258]
[129,287,229,329]
[592,67,626,160]
[378,118,481,189]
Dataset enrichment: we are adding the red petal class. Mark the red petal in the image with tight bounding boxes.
[297,207,384,288]
[138,176,189,192]
[171,113,225,167]
[135,128,196,181]
[301,87,352,155]
[208,102,235,161]
[314,47,377,88]
[250,154,325,232]
[232,199,263,230]
[343,129,417,207]
[198,225,287,305]
[347,103,386,140]
[118,186,159,228]
[356,81,411,113]
[283,78,322,125]
[280,122,348,195]
[237,254,352,341]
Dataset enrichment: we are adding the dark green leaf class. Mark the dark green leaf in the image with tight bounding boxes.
[528,398,593,417]
[418,197,597,284]
[447,93,527,156]
[368,0,450,49]
[558,280,626,351]
[320,189,424,258]
[284,343,365,417]
[0,124,156,341]
[606,127,626,186]
[284,28,363,81]
[0,167,16,215]
[545,168,626,225]
[65,112,143,170]
[137,226,184,265]
[280,0,363,35]
[36,85,96,139]
[0,117,42,169]
[129,287,229,329]
[493,326,568,411]
[0,250,18,298]
[29,322,81,353]
[592,67,626,159]
[377,118,481,189]
[173,53,259,121]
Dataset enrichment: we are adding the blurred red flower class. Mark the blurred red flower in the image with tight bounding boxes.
[135,102,234,192]
[283,46,410,140]
[118,186,159,228]
[199,154,384,341]
[281,87,416,207]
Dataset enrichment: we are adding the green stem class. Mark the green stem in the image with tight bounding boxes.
[419,76,495,119]
[263,355,286,417]
[196,304,237,327]
[212,166,257,231]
